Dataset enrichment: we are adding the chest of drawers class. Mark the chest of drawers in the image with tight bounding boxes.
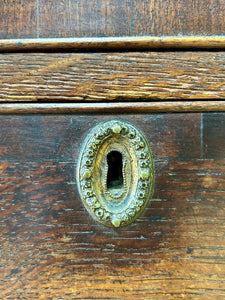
[1,1,225,299]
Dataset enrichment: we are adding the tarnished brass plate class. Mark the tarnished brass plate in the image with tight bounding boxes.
[77,119,154,228]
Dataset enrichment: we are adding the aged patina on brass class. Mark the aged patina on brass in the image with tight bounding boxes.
[77,119,154,228]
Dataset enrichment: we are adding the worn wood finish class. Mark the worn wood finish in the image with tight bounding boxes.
[0,114,202,161]
[1,52,225,102]
[1,113,225,298]
[0,0,37,39]
[1,0,225,39]
[203,113,225,159]
[1,36,225,52]
[38,0,225,38]
[1,102,225,114]
[1,0,224,299]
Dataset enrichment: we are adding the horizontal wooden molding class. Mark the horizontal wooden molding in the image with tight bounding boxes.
[1,102,225,114]
[0,36,225,52]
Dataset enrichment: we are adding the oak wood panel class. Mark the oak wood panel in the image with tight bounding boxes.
[39,0,225,38]
[1,159,225,299]
[1,113,225,298]
[1,0,225,39]
[0,0,37,39]
[0,52,225,102]
[0,114,201,161]
[203,113,225,159]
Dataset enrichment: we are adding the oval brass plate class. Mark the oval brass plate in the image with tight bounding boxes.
[77,119,154,228]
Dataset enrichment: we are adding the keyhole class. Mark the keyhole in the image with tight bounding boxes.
[107,151,124,192]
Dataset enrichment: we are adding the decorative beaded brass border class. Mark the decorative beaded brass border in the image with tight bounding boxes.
[77,119,154,228]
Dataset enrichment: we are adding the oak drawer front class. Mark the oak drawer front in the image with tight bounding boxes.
[1,0,225,297]
[1,52,225,102]
[1,113,225,299]
[1,0,225,39]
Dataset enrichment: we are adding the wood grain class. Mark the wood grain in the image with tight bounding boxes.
[1,102,225,114]
[0,0,37,39]
[0,113,225,299]
[203,113,225,159]
[0,52,225,102]
[38,0,225,38]
[0,114,201,161]
[1,0,225,39]
[1,36,225,52]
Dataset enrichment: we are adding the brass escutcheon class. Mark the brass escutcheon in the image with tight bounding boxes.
[77,119,154,228]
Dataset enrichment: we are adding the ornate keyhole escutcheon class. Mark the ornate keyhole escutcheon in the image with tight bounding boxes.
[77,119,154,228]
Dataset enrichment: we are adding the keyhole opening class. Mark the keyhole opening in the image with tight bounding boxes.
[107,151,124,193]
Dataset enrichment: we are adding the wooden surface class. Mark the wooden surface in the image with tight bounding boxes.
[0,0,37,39]
[1,113,225,299]
[1,102,225,114]
[0,52,225,102]
[0,0,225,39]
[1,36,225,52]
[1,2,225,298]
